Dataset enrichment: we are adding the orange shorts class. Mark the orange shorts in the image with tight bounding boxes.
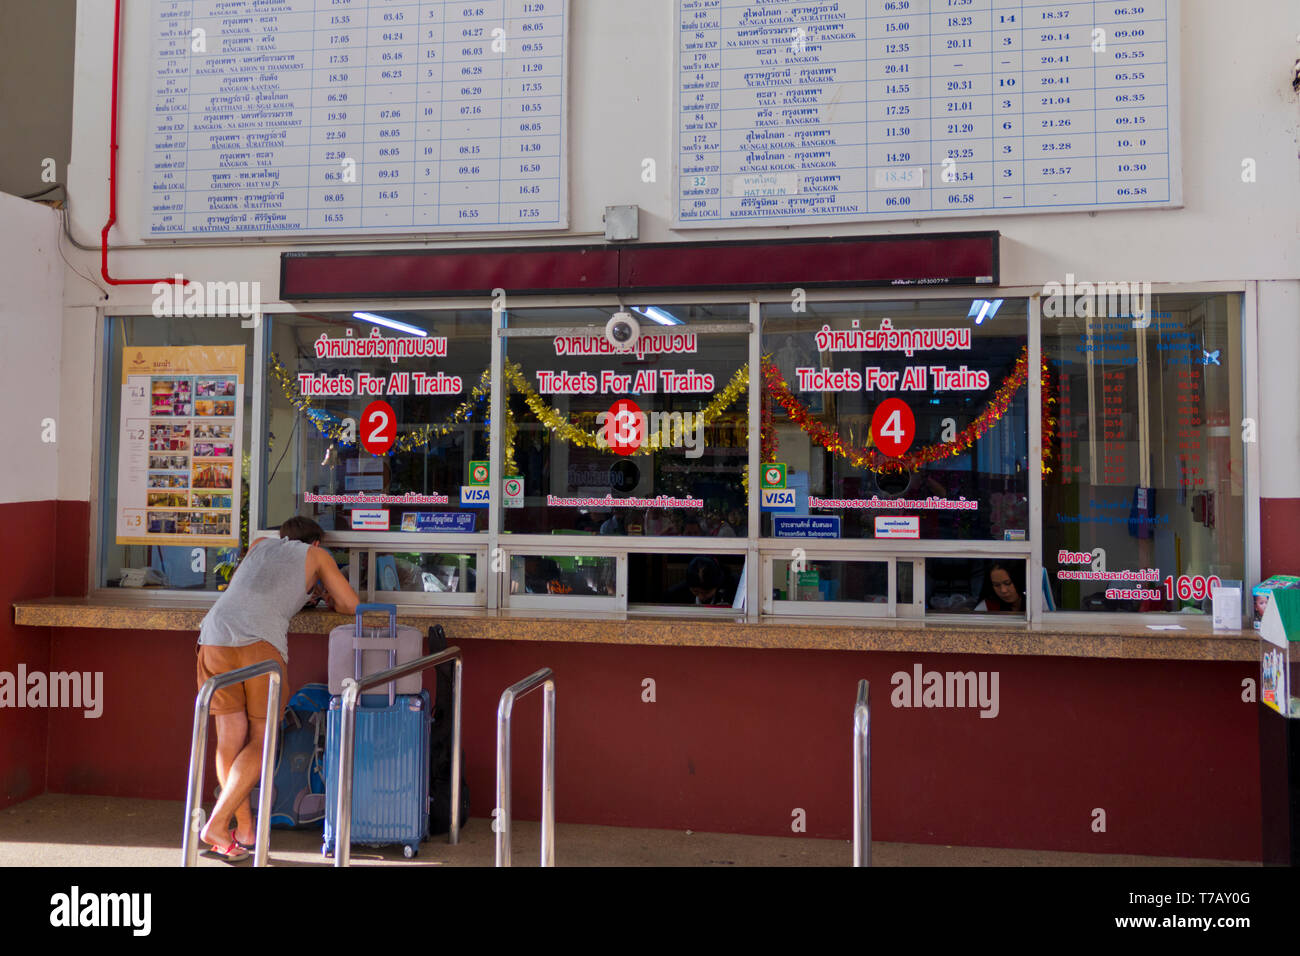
[196,642,287,721]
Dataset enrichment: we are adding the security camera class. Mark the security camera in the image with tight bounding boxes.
[605,311,640,351]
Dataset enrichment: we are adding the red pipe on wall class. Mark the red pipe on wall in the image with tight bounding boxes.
[101,0,186,289]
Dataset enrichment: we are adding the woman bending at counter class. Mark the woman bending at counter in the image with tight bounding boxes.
[195,516,360,862]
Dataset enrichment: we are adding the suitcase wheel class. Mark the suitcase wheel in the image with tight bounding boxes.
[404,845,416,859]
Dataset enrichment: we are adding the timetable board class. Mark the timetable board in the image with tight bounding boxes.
[675,0,1180,227]
[146,0,568,237]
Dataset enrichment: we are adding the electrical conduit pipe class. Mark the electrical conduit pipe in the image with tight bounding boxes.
[101,0,187,290]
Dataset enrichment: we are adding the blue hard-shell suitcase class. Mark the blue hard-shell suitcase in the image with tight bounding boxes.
[323,690,431,858]
[322,604,431,858]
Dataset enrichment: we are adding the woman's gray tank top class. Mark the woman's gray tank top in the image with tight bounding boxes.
[198,537,311,661]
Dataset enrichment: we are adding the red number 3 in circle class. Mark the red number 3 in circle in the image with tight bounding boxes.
[362,400,396,455]
[871,398,916,458]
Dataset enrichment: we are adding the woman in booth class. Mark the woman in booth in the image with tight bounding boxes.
[975,561,1026,613]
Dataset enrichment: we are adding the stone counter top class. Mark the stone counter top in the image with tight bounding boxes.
[13,597,1258,662]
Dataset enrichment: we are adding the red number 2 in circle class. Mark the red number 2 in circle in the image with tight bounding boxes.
[362,400,396,455]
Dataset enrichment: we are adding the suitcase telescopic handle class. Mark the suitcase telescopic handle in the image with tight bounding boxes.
[354,604,399,705]
[354,603,398,639]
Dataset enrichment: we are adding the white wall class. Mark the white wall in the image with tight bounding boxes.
[1258,280,1300,499]
[51,0,1300,506]
[60,0,1300,315]
[0,193,63,504]
[58,305,97,503]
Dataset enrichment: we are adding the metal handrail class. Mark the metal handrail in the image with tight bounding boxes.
[853,679,871,867]
[333,647,463,867]
[495,668,556,867]
[182,659,284,867]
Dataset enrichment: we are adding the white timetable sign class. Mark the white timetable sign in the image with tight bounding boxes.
[676,0,1180,227]
[146,0,567,237]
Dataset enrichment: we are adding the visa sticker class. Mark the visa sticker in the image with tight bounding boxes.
[760,487,796,513]
[461,486,491,507]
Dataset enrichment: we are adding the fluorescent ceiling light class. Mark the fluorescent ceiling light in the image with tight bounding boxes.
[966,299,1004,325]
[353,312,427,336]
[632,306,684,326]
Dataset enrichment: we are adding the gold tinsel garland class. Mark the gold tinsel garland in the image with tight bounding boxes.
[269,353,493,453]
[271,353,745,471]
[502,360,749,456]
[274,347,1043,485]
[503,402,518,477]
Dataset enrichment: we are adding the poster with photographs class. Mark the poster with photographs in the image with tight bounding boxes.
[115,347,244,547]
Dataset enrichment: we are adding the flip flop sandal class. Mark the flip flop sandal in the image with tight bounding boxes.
[200,830,250,864]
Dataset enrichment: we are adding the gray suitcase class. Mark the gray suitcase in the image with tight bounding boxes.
[328,604,424,700]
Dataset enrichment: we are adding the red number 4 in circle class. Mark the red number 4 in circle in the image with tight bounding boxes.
[871,398,916,457]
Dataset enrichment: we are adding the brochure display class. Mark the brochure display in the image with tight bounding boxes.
[115,346,245,547]
[1260,589,1300,718]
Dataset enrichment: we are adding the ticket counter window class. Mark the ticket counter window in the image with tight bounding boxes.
[263,311,491,535]
[760,299,1030,543]
[925,558,1028,616]
[1042,293,1245,614]
[366,553,478,595]
[627,553,747,609]
[98,316,256,591]
[508,555,617,598]
[502,305,749,537]
[349,550,482,606]
[772,559,888,604]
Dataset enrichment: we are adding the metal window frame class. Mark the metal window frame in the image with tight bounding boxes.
[89,311,261,604]
[364,547,488,607]
[754,294,1035,619]
[88,281,1258,630]
[1034,283,1254,626]
[761,553,896,619]
[497,545,626,613]
[495,306,754,615]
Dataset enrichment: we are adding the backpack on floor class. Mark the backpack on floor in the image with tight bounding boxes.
[427,625,470,834]
[254,682,331,828]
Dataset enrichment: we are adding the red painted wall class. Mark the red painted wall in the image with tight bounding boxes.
[54,500,91,598]
[0,500,57,808]
[1261,498,1300,579]
[44,625,1261,860]
[17,497,1270,857]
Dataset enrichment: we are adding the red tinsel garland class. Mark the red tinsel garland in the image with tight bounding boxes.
[760,390,777,464]
[762,346,1038,475]
[1041,357,1057,476]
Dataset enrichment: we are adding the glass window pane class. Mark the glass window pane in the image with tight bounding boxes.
[99,316,255,591]
[503,305,749,536]
[761,299,1029,541]
[373,552,477,593]
[508,554,616,597]
[627,553,744,606]
[264,311,490,534]
[772,559,889,603]
[926,558,1028,615]
[1042,293,1244,613]
[898,560,914,605]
